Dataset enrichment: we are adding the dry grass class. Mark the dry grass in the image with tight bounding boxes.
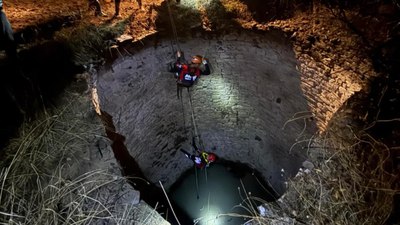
[198,112,397,225]
[55,19,129,65]
[240,124,397,225]
[0,87,160,225]
[220,0,253,22]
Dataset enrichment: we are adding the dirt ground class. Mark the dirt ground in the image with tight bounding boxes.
[4,0,163,41]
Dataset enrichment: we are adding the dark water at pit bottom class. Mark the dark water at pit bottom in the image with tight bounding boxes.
[169,163,277,225]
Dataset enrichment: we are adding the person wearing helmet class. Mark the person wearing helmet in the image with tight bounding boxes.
[192,136,217,167]
[201,151,216,165]
[180,148,216,169]
[169,50,211,88]
[179,136,217,168]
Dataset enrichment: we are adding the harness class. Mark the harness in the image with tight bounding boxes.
[177,64,201,86]
[201,151,209,164]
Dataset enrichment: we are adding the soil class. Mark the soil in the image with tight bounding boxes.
[4,0,162,42]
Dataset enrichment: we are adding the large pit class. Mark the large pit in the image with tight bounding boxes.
[95,30,317,196]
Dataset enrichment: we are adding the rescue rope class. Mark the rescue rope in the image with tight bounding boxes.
[187,88,206,150]
[204,165,208,183]
[179,89,189,140]
[166,0,181,52]
[186,86,211,201]
[195,165,200,199]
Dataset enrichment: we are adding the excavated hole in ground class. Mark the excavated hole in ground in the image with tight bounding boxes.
[94,29,318,223]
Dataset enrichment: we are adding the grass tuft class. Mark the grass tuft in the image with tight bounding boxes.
[0,87,144,225]
[239,124,397,225]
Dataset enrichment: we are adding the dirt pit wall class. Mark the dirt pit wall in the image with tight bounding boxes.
[95,30,317,194]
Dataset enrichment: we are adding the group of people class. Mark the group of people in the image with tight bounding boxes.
[169,51,216,168]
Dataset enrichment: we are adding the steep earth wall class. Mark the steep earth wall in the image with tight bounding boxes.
[95,30,318,194]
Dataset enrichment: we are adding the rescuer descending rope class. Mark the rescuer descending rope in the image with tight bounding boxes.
[165,1,211,97]
[179,136,216,200]
[180,137,217,169]
[169,51,211,98]
[180,148,216,169]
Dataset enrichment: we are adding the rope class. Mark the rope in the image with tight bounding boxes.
[159,181,182,225]
[186,88,206,150]
[166,0,181,52]
[195,165,200,199]
[204,165,208,183]
[179,89,189,140]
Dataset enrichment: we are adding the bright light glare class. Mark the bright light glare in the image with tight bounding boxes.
[210,76,239,110]
[195,205,223,225]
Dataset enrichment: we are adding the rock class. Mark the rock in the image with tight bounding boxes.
[302,160,314,170]
[116,34,134,43]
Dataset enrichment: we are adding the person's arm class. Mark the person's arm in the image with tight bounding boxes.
[201,59,211,75]
[192,137,199,152]
[169,63,181,73]
[176,50,183,63]
[180,149,191,158]
[169,51,184,73]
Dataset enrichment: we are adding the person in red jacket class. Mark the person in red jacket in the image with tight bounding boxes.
[169,51,211,88]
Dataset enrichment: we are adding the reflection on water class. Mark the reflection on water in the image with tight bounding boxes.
[169,164,275,225]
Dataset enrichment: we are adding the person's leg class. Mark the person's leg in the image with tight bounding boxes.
[88,0,94,9]
[180,149,191,158]
[192,136,199,152]
[181,149,201,165]
[178,84,183,99]
[114,0,121,16]
[92,0,106,16]
[0,11,17,59]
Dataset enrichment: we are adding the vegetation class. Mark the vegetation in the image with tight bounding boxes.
[262,127,395,224]
[0,88,141,225]
[55,19,129,65]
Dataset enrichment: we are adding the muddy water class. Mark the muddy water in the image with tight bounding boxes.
[169,163,276,225]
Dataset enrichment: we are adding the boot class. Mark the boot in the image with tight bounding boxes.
[95,11,107,17]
